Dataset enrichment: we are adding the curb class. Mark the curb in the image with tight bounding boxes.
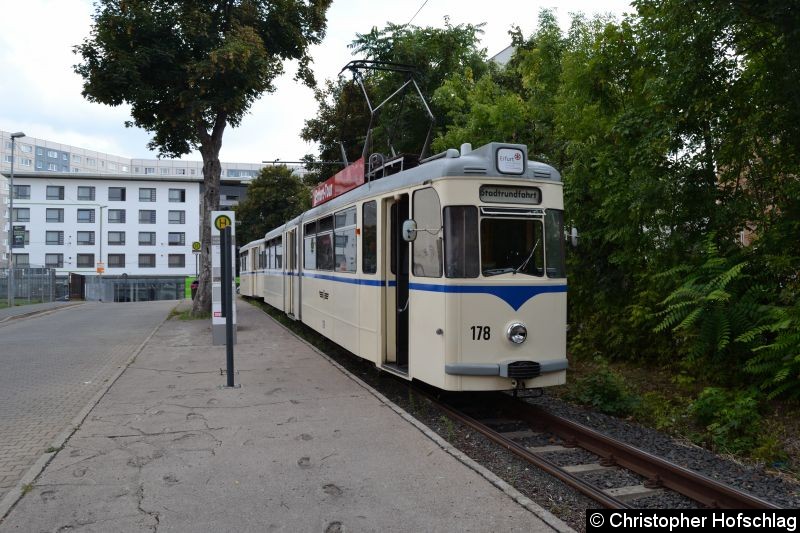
[253,301,576,533]
[0,305,174,522]
[0,302,85,324]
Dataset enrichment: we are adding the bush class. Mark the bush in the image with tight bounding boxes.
[565,357,639,416]
[688,387,762,455]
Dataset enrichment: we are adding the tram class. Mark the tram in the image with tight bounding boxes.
[239,141,567,392]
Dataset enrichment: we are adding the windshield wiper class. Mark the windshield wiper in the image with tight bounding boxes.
[514,238,540,275]
[482,267,515,277]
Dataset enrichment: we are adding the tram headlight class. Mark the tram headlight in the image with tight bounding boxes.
[507,323,527,344]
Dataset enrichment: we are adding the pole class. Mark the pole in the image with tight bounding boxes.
[99,206,104,273]
[221,227,235,387]
[7,136,16,307]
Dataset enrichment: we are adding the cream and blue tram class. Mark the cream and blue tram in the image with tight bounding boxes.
[240,142,567,392]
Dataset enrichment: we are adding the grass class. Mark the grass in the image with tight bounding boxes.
[0,299,44,310]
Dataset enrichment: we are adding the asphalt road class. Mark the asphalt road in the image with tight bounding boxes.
[0,301,175,502]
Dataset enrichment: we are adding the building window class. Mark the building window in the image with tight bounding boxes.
[13,254,29,267]
[19,143,32,153]
[168,232,185,246]
[61,165,69,172]
[77,254,95,268]
[36,161,43,169]
[139,232,156,246]
[160,167,170,175]
[139,210,156,224]
[47,150,58,158]
[77,231,96,245]
[46,231,64,245]
[72,154,82,163]
[145,167,155,175]
[121,165,129,172]
[46,208,64,223]
[77,186,95,201]
[45,254,64,268]
[87,158,96,166]
[175,168,186,175]
[139,188,156,202]
[108,187,126,201]
[108,231,125,245]
[72,168,80,173]
[36,147,43,155]
[62,153,68,161]
[13,208,30,222]
[47,163,58,171]
[108,209,126,223]
[168,210,185,224]
[108,162,117,171]
[46,185,65,200]
[3,155,11,164]
[20,158,32,167]
[168,188,186,203]
[108,254,125,268]
[77,209,95,223]
[12,185,30,199]
[168,254,185,268]
[189,169,196,175]
[138,254,156,268]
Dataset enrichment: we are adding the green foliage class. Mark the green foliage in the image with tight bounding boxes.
[234,165,310,245]
[634,391,688,431]
[689,387,763,455]
[565,358,639,416]
[653,236,763,374]
[75,0,331,158]
[741,300,800,400]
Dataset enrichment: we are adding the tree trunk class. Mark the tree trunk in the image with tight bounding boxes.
[191,114,226,316]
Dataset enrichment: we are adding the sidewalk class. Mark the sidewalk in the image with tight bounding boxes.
[0,299,571,532]
[0,300,83,323]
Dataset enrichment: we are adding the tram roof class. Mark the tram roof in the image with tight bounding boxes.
[262,142,561,241]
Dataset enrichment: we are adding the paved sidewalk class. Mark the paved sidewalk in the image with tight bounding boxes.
[0,299,571,532]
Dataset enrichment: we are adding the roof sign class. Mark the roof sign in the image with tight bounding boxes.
[311,158,365,207]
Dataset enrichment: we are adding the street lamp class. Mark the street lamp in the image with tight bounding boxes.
[7,131,25,307]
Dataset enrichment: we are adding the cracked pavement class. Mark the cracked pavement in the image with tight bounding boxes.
[0,300,556,532]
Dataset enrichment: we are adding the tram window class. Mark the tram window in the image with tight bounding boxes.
[316,233,334,270]
[318,215,333,233]
[304,235,316,269]
[412,188,443,278]
[545,210,566,278]
[304,221,316,235]
[334,207,356,272]
[362,201,377,274]
[275,239,283,269]
[480,218,544,277]
[444,206,479,278]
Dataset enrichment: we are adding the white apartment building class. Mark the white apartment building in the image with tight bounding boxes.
[9,174,200,277]
[1,130,272,271]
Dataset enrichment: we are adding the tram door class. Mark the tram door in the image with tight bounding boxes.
[384,194,410,373]
[284,229,296,317]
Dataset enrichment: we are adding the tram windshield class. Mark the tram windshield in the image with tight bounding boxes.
[479,210,566,278]
[481,218,544,276]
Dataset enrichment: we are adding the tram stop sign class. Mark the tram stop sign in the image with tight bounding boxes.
[192,241,202,254]
[214,214,232,231]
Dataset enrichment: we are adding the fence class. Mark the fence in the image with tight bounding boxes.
[82,276,186,302]
[0,266,67,305]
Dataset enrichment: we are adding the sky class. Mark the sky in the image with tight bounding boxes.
[0,0,633,164]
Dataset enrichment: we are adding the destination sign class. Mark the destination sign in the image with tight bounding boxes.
[479,185,541,205]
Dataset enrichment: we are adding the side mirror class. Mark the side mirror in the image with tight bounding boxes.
[570,227,579,247]
[402,220,417,242]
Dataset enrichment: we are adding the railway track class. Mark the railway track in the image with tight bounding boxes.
[416,387,781,510]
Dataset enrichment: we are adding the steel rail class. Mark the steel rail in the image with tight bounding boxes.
[493,394,782,510]
[413,387,632,509]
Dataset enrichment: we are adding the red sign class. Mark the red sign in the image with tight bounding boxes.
[311,158,365,207]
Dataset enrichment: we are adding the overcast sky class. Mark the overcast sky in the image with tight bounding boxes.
[0,0,633,163]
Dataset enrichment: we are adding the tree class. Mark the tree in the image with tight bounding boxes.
[74,0,331,315]
[235,165,310,245]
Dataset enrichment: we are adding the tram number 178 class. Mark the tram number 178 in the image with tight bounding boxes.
[470,326,491,341]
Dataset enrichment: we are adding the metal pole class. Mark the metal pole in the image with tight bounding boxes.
[221,227,235,387]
